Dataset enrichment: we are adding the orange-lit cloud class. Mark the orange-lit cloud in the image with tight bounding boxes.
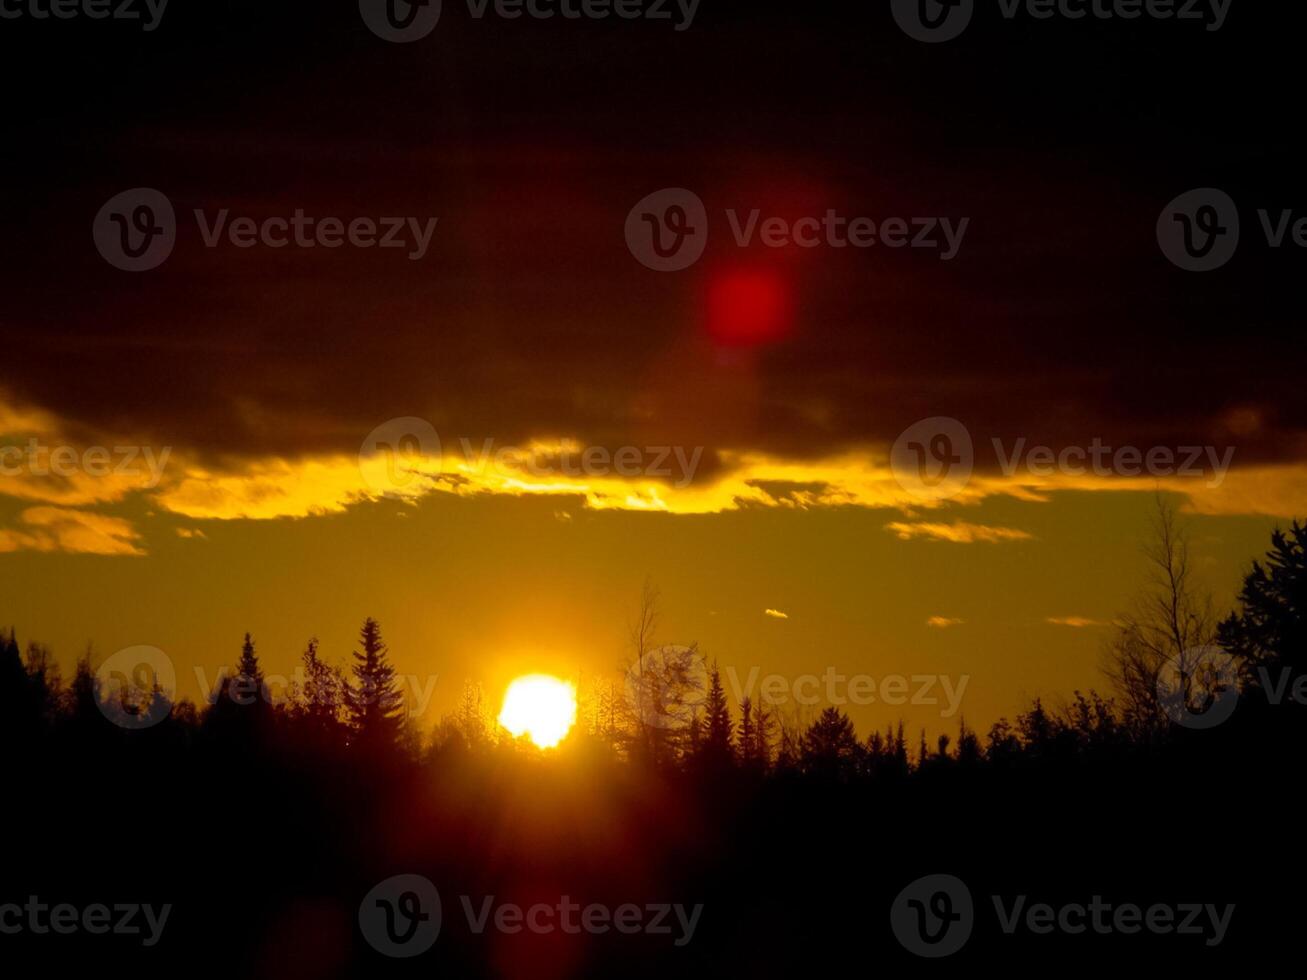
[0,396,175,508]
[886,521,1035,544]
[5,395,1307,556]
[1045,616,1107,628]
[927,616,965,628]
[0,507,143,556]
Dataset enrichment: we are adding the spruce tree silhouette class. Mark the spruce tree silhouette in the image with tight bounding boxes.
[0,628,53,747]
[236,632,263,692]
[65,651,102,733]
[799,706,860,778]
[752,699,775,767]
[696,660,734,769]
[1220,521,1307,684]
[0,627,30,746]
[203,631,272,747]
[738,696,755,764]
[289,637,347,741]
[345,617,404,751]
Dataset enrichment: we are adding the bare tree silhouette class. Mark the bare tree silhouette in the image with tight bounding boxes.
[1105,495,1220,729]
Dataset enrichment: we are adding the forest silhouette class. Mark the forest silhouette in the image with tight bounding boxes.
[3,506,1305,976]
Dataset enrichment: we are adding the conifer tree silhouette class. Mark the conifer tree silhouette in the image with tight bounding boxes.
[799,707,860,777]
[738,696,755,761]
[345,617,404,750]
[1220,521,1307,685]
[701,660,733,763]
[233,632,267,706]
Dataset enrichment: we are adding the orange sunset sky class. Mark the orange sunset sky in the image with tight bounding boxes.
[4,4,1305,740]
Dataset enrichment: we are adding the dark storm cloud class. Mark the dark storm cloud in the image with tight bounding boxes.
[2,2,1304,472]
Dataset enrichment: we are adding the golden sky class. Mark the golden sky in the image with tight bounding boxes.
[2,391,1295,740]
[4,5,1304,741]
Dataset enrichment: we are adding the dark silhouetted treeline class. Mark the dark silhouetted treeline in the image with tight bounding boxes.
[2,520,1305,976]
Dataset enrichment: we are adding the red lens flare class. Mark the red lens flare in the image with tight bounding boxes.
[705,269,793,347]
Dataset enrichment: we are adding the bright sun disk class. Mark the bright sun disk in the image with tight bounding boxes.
[498,674,577,749]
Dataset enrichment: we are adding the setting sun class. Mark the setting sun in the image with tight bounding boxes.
[498,674,578,749]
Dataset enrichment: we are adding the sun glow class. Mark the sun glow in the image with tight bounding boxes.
[498,674,578,749]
